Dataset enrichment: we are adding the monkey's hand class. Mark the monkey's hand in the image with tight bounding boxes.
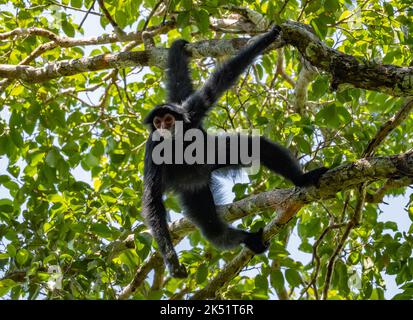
[164,252,188,278]
[170,39,190,55]
[167,261,188,278]
[267,25,282,40]
[297,167,329,187]
[243,228,269,254]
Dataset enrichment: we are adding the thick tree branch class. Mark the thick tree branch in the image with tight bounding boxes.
[2,21,412,96]
[0,22,174,47]
[0,22,174,91]
[0,37,260,83]
[117,150,413,299]
[281,21,413,96]
[190,151,412,299]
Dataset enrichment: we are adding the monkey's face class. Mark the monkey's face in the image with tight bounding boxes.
[153,113,178,138]
[153,113,175,130]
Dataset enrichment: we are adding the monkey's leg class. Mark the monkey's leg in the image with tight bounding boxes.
[142,176,188,279]
[143,207,188,278]
[214,134,327,187]
[180,187,268,254]
[258,136,328,186]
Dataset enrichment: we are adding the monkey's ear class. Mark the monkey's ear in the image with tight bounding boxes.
[143,106,163,125]
[143,110,155,125]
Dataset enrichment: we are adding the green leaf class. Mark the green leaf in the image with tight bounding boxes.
[270,269,285,291]
[62,141,79,155]
[90,223,117,240]
[194,9,209,33]
[195,263,208,284]
[177,12,190,29]
[0,253,9,260]
[30,152,45,166]
[16,249,29,266]
[91,140,104,157]
[315,104,352,128]
[181,0,192,10]
[70,0,82,9]
[255,274,268,291]
[393,292,413,300]
[384,221,398,231]
[45,149,59,168]
[85,153,100,168]
[0,279,17,298]
[298,241,313,253]
[397,243,412,260]
[347,252,360,265]
[10,128,23,148]
[285,269,302,287]
[0,135,11,155]
[6,244,16,257]
[324,0,340,13]
[0,199,14,213]
[62,20,75,37]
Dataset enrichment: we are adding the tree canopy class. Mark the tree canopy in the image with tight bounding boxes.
[0,0,412,300]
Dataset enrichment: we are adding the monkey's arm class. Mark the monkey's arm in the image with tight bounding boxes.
[166,39,195,104]
[183,26,280,124]
[141,151,187,278]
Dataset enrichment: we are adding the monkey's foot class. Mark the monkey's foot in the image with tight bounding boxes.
[243,228,269,254]
[297,167,329,187]
[168,262,188,278]
[171,39,189,50]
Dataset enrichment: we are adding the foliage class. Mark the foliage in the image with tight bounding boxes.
[0,0,412,300]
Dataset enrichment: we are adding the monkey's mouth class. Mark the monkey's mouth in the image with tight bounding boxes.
[156,128,175,139]
[155,125,185,139]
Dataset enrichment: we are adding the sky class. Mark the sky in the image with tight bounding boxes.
[0,3,412,299]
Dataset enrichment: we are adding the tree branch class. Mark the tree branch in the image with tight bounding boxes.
[97,0,126,38]
[0,22,173,47]
[366,177,413,203]
[322,184,366,299]
[364,98,413,157]
[2,21,412,96]
[117,150,413,299]
[281,21,413,96]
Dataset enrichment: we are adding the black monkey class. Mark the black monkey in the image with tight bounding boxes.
[142,27,328,278]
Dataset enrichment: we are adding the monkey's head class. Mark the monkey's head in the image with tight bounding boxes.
[144,103,189,138]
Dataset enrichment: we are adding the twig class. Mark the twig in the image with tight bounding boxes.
[97,0,126,38]
[48,0,103,16]
[322,185,366,299]
[151,263,165,292]
[300,222,346,299]
[142,0,164,31]
[78,0,97,30]
[366,177,413,203]
[363,98,413,157]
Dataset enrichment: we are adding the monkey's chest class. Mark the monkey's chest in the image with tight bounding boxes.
[163,164,212,192]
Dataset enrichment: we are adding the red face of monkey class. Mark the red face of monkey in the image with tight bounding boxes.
[153,113,180,138]
[153,113,175,130]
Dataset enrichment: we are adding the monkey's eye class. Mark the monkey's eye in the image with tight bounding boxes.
[164,115,174,124]
[153,117,162,128]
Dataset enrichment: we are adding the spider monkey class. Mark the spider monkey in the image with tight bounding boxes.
[142,27,328,278]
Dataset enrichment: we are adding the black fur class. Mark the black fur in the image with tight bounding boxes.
[166,39,194,103]
[142,27,328,278]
